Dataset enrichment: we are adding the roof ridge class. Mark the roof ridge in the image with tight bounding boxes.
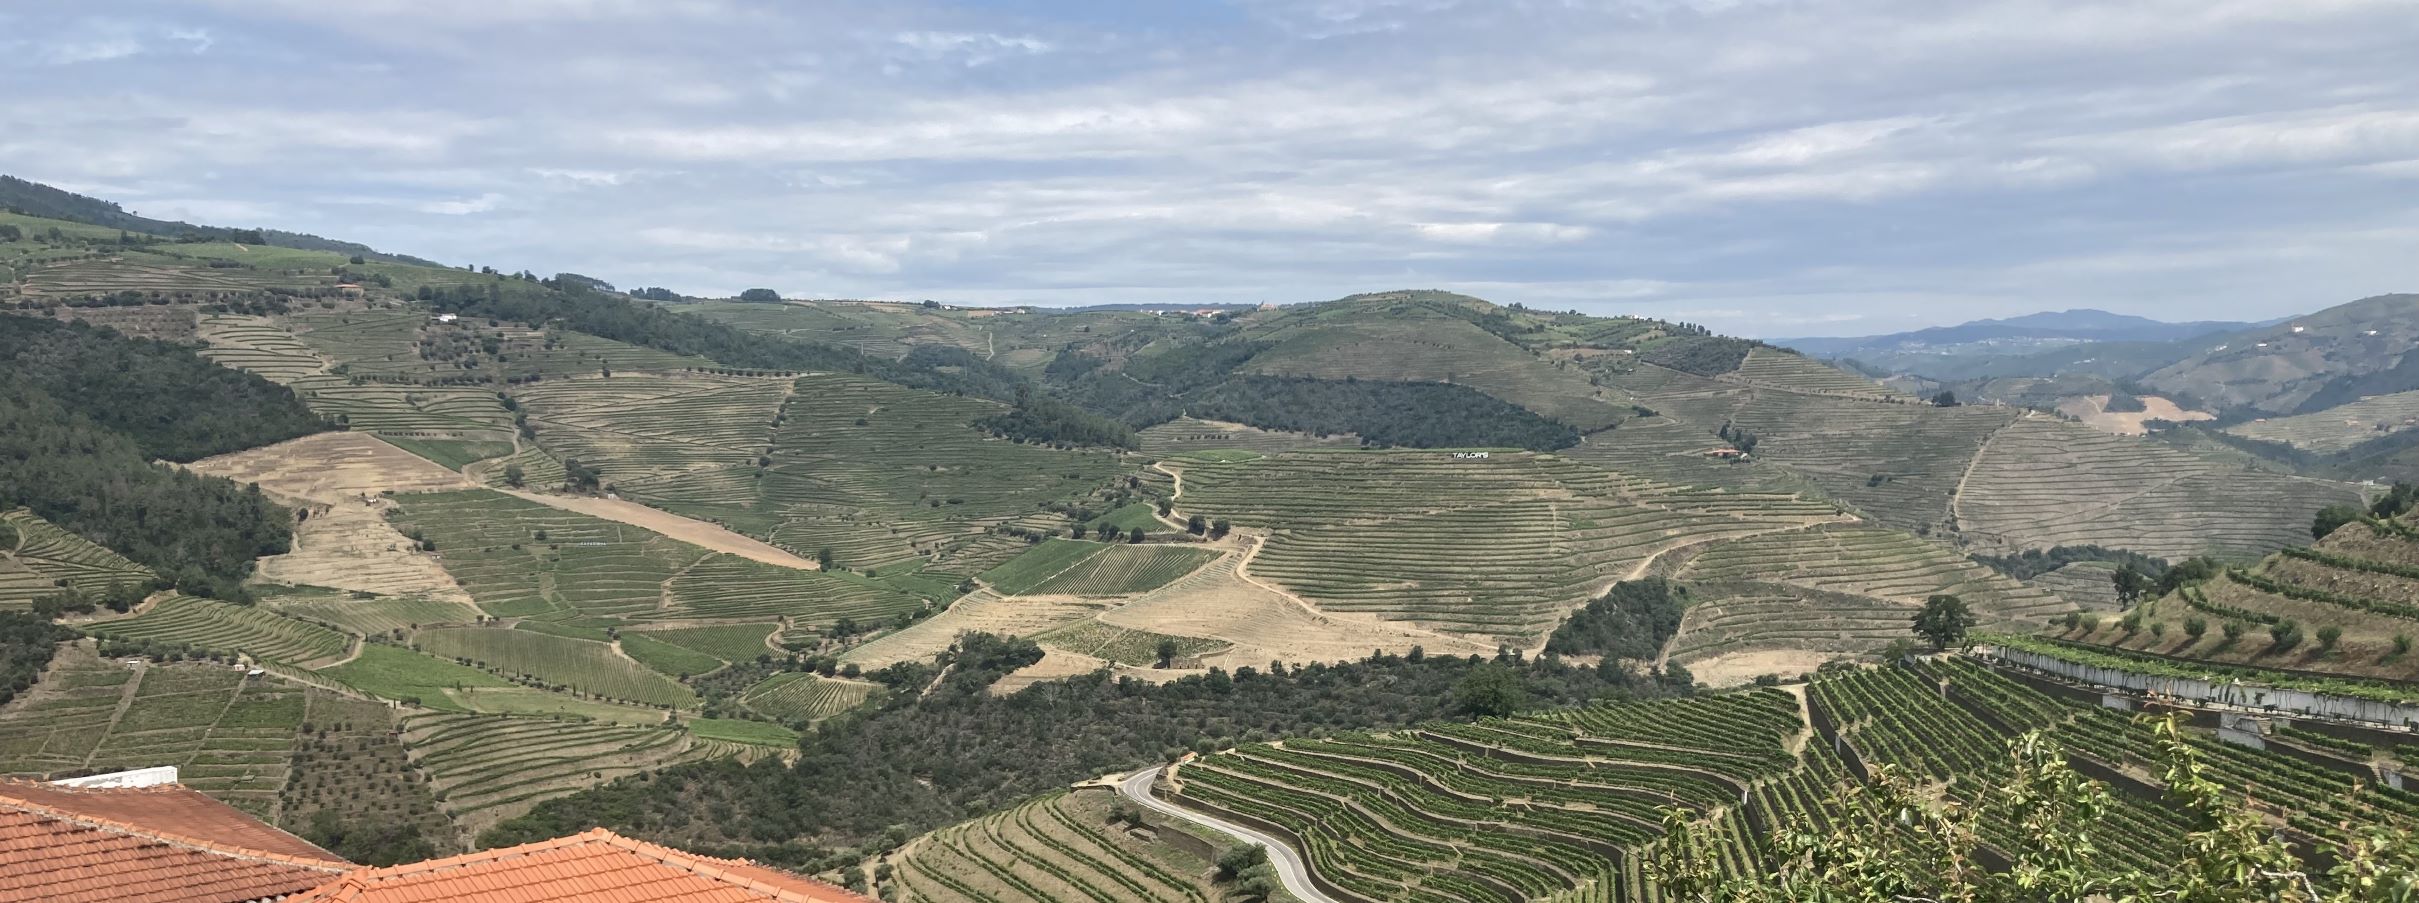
[586,830,862,902]
[0,795,354,872]
[305,828,861,902]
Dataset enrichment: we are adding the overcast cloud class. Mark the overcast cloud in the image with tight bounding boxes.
[4,0,2414,335]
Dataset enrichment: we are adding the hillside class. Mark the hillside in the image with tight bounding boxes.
[2063,493,2419,682]
[1779,308,2254,360]
[2139,293,2419,415]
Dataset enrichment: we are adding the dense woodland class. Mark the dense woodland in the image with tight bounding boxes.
[1186,376,1582,449]
[0,614,72,708]
[0,316,330,461]
[486,633,1691,867]
[1542,578,1693,659]
[0,365,299,597]
[1639,334,1761,376]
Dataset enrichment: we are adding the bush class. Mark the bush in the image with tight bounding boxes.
[2316,625,2342,652]
[2268,620,2303,653]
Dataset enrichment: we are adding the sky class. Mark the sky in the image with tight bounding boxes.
[3,1,2415,337]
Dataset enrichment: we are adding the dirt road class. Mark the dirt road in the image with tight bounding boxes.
[500,490,821,570]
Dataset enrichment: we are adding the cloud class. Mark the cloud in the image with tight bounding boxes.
[4,0,2414,327]
[415,193,506,215]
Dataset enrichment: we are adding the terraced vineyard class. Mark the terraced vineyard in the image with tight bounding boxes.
[1660,583,1935,667]
[414,626,698,708]
[1957,416,2360,559]
[755,373,1130,572]
[890,791,1228,903]
[1723,347,1902,398]
[1166,689,1807,902]
[196,314,329,381]
[514,373,789,510]
[288,376,515,436]
[400,711,711,832]
[2076,512,2419,675]
[1721,392,2018,533]
[1668,524,2070,625]
[1155,657,2419,902]
[0,645,308,819]
[2225,388,2419,452]
[982,540,1221,597]
[739,672,878,722]
[1241,309,1631,431]
[1813,658,2419,885]
[388,489,918,626]
[1139,417,1362,456]
[1174,450,1846,644]
[0,508,154,607]
[84,595,354,666]
[1560,416,1814,494]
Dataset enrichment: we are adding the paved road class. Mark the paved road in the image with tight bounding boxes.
[1119,767,1341,903]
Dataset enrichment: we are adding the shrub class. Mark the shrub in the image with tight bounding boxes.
[2268,620,2303,653]
[2316,625,2342,653]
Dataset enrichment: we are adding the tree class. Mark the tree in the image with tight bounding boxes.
[1451,663,1529,718]
[739,288,781,303]
[0,224,21,242]
[1154,638,1180,668]
[1128,527,1146,544]
[1210,519,1231,539]
[2112,563,2151,603]
[1070,524,1087,540]
[2314,504,2364,540]
[2316,625,2342,653]
[502,463,525,488]
[1931,390,1959,407]
[2184,616,2208,644]
[1912,594,1976,651]
[1186,514,1206,535]
[562,458,602,493]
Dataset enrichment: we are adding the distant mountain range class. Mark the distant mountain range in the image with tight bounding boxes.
[1775,309,2266,358]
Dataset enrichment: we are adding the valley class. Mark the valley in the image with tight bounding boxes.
[1,185,2414,901]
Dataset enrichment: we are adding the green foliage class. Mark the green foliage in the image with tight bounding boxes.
[1973,544,2169,581]
[0,374,291,599]
[1650,717,2419,902]
[2316,503,2366,539]
[1913,594,1977,650]
[738,288,781,302]
[0,612,71,707]
[975,387,1137,449]
[1638,335,1758,376]
[484,640,1679,865]
[301,809,439,868]
[1183,376,1581,450]
[1543,578,1691,658]
[1451,662,1530,717]
[0,316,329,462]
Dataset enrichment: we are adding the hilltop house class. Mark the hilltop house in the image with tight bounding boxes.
[1,767,869,903]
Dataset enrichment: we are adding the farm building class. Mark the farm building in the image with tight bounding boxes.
[0,768,869,903]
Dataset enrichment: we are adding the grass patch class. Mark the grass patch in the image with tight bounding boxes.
[685,717,800,747]
[628,623,777,662]
[620,633,724,678]
[979,540,1112,595]
[321,644,509,711]
[379,436,514,471]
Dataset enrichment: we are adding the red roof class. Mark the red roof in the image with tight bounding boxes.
[285,828,871,903]
[0,782,351,903]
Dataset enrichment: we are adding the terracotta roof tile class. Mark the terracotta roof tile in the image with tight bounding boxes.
[286,828,872,903]
[0,791,353,903]
[0,779,344,863]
